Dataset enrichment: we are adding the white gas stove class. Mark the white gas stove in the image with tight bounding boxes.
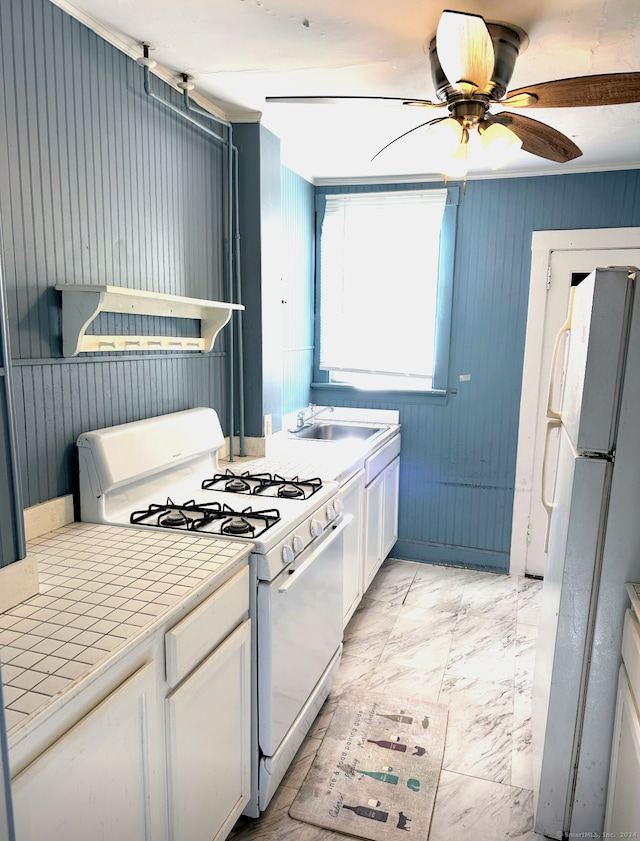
[77,407,343,580]
[77,407,346,816]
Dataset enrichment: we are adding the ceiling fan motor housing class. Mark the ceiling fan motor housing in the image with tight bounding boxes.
[427,22,527,104]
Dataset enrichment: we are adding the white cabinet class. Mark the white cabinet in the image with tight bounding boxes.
[382,455,400,559]
[166,619,251,841]
[9,560,251,841]
[605,607,640,835]
[341,469,364,626]
[12,662,165,841]
[363,454,400,591]
[364,470,385,590]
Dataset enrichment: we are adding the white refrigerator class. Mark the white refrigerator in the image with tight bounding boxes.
[532,265,640,839]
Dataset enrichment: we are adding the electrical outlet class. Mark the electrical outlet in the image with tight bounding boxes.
[263,414,272,437]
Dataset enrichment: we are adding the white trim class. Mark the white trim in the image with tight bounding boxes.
[314,162,640,188]
[510,227,640,577]
[24,494,75,541]
[48,0,261,125]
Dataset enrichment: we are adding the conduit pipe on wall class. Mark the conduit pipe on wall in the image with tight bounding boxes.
[138,49,245,458]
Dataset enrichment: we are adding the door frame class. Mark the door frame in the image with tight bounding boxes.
[510,227,640,577]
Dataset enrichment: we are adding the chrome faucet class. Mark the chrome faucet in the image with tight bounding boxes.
[293,403,334,431]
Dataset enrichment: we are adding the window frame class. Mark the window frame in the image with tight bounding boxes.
[312,184,459,401]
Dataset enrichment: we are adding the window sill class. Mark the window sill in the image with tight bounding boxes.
[311,381,449,405]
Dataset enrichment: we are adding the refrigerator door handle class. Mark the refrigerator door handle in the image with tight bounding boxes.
[541,419,562,551]
[547,286,576,420]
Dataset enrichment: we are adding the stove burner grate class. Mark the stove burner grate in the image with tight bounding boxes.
[130,498,281,538]
[201,470,323,500]
[222,516,254,536]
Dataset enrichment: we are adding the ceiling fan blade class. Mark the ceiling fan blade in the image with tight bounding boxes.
[265,95,443,108]
[489,112,582,162]
[436,10,495,90]
[371,117,445,162]
[504,73,640,108]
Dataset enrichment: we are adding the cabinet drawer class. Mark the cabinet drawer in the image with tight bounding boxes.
[622,608,640,706]
[364,434,400,485]
[165,565,249,687]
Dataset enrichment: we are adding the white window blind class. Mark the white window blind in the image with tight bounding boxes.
[318,189,447,387]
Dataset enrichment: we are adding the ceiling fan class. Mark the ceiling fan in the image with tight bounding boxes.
[266,8,640,176]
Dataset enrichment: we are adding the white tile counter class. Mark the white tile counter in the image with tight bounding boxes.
[0,523,250,737]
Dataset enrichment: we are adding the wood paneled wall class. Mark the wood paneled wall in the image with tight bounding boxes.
[0,0,231,507]
[313,171,640,571]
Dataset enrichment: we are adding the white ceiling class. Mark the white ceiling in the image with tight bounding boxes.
[56,0,640,183]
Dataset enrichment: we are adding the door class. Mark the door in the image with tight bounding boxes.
[166,620,251,841]
[512,235,640,577]
[382,456,400,559]
[605,665,640,836]
[532,425,610,839]
[341,470,364,627]
[12,663,164,841]
[363,471,384,589]
[257,518,347,756]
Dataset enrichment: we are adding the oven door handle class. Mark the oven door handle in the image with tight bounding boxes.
[278,514,353,594]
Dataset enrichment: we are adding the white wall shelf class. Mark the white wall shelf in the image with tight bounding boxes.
[56,283,244,356]
[55,284,244,357]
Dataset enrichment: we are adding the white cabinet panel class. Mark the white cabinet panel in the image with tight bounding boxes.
[604,665,640,836]
[12,662,164,841]
[382,456,400,559]
[363,455,400,592]
[165,566,249,688]
[166,619,251,841]
[364,471,384,591]
[341,470,364,626]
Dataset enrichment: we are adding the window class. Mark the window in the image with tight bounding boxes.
[316,187,457,393]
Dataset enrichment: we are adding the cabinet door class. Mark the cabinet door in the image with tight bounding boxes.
[382,456,400,559]
[341,471,364,626]
[605,666,640,835]
[363,471,384,591]
[166,619,251,841]
[12,662,164,841]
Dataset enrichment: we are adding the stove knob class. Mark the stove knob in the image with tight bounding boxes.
[281,544,294,566]
[333,498,344,516]
[292,534,304,555]
[309,518,323,539]
[326,503,337,522]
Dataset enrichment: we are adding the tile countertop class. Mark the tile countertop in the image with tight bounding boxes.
[0,522,250,736]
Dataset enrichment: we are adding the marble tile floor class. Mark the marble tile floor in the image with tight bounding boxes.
[230,559,546,841]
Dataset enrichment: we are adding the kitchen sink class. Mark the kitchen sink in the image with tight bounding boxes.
[292,423,383,441]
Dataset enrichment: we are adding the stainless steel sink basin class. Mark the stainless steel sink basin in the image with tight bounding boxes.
[293,423,382,442]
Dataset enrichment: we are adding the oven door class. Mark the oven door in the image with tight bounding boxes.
[257,515,351,756]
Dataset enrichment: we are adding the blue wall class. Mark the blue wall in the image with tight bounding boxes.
[312,171,640,571]
[2,0,640,577]
[281,167,315,415]
[0,0,231,507]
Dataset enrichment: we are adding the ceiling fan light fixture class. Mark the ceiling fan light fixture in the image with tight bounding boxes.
[436,10,495,91]
[442,132,470,179]
[479,121,523,168]
[428,116,464,155]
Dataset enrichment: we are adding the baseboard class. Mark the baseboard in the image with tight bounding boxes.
[23,495,75,542]
[391,539,510,573]
[0,556,40,613]
[222,436,266,458]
